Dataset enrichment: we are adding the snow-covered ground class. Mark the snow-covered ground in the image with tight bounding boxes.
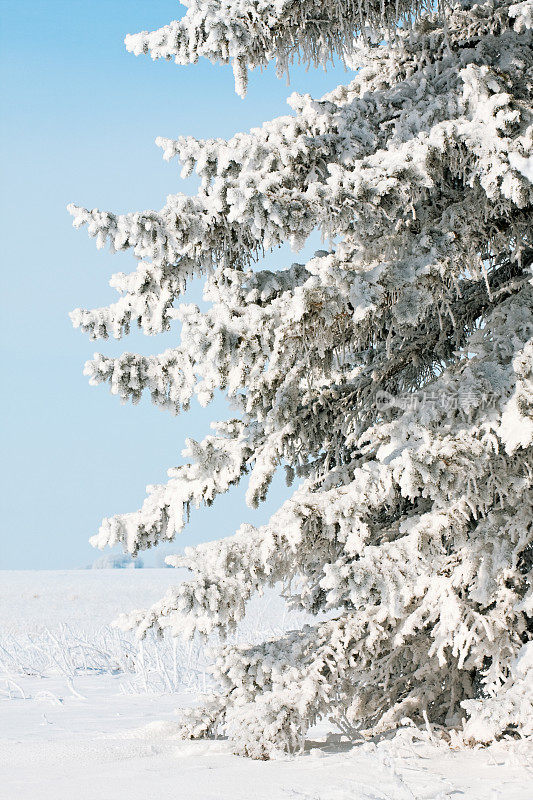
[0,570,531,799]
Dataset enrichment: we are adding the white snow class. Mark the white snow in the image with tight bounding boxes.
[0,570,531,799]
[509,152,533,183]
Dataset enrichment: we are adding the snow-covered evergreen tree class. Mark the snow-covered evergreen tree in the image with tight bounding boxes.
[70,0,533,757]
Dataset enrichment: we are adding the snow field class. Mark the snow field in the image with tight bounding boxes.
[0,570,531,799]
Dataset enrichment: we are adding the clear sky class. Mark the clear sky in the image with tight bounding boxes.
[0,1,352,569]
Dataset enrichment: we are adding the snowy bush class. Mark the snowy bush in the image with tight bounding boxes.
[90,553,144,569]
[461,643,533,743]
[0,587,304,698]
[0,625,206,695]
[70,0,533,757]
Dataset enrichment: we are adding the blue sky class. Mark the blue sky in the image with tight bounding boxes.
[1,1,352,569]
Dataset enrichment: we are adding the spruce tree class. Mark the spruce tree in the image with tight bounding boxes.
[70,0,533,757]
